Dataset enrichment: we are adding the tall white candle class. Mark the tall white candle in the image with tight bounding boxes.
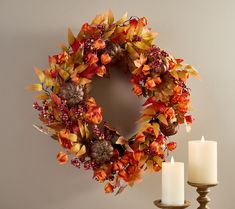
[162,157,184,205]
[188,136,217,184]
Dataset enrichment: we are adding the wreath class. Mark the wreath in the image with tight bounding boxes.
[28,10,199,194]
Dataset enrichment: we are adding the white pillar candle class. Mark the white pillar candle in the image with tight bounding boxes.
[188,136,217,184]
[162,157,184,205]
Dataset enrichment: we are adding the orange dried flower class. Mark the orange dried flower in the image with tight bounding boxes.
[153,76,161,85]
[86,106,102,124]
[164,107,175,120]
[145,78,156,90]
[57,51,69,64]
[101,53,112,65]
[132,84,142,96]
[167,141,177,151]
[94,169,107,183]
[86,53,98,65]
[105,183,114,193]
[142,65,150,75]
[57,151,68,164]
[96,65,106,77]
[93,39,106,50]
[135,132,145,143]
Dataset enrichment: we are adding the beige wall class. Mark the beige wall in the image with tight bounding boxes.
[0,0,234,208]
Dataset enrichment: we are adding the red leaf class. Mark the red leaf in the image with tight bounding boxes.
[71,39,81,52]
[80,64,98,79]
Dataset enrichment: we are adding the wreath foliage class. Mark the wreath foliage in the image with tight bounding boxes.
[28,10,199,194]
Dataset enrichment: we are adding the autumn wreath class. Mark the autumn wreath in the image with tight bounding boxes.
[28,11,199,194]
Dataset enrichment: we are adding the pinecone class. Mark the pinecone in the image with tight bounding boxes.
[160,121,178,136]
[104,41,123,63]
[59,83,84,106]
[91,140,114,165]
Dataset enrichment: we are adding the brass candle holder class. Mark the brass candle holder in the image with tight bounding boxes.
[153,200,191,209]
[188,181,218,209]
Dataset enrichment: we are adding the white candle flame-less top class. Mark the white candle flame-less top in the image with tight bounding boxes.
[161,156,184,205]
[188,136,217,184]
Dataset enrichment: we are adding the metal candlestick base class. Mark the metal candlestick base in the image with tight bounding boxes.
[153,200,191,209]
[188,181,218,209]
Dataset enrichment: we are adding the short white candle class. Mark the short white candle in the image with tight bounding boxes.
[162,157,184,205]
[188,136,217,184]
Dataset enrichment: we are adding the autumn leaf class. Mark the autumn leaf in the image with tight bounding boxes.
[59,69,70,81]
[68,28,75,45]
[70,143,81,153]
[78,77,91,85]
[185,65,201,79]
[68,133,77,142]
[116,12,128,25]
[27,84,42,91]
[76,145,86,157]
[106,9,114,25]
[34,67,45,83]
[75,64,88,74]
[157,114,168,125]
[50,93,61,105]
[35,93,49,100]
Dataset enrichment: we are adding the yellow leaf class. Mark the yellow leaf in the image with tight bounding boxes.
[35,93,49,100]
[136,21,144,36]
[75,64,88,74]
[126,25,135,41]
[152,122,160,137]
[59,69,70,81]
[153,156,163,166]
[91,14,105,25]
[78,78,91,85]
[70,143,81,153]
[84,124,90,139]
[68,28,75,45]
[126,43,139,59]
[157,114,168,125]
[142,32,157,43]
[170,70,179,80]
[134,41,150,50]
[68,133,77,142]
[106,9,114,25]
[116,12,128,25]
[76,145,86,157]
[34,67,45,83]
[146,160,154,173]
[45,76,54,87]
[185,65,201,79]
[27,84,42,91]
[137,115,152,123]
[78,121,85,138]
[142,107,155,116]
[139,155,148,167]
[103,28,115,39]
